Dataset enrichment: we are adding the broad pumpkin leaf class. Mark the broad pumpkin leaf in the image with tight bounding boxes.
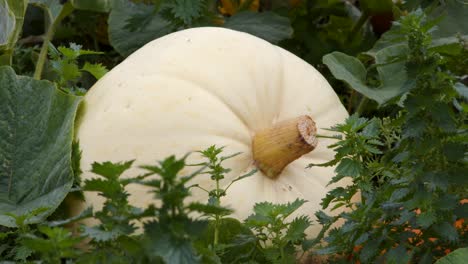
[435,248,468,264]
[0,66,81,227]
[323,50,408,105]
[224,11,293,44]
[108,0,171,57]
[0,0,28,65]
[71,0,110,12]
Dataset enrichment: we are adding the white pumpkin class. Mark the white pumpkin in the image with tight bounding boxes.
[75,27,350,237]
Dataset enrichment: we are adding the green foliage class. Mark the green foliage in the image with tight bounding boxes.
[48,43,108,94]
[2,1,467,263]
[191,145,255,250]
[312,9,468,263]
[242,199,311,263]
[0,66,81,227]
[0,0,28,65]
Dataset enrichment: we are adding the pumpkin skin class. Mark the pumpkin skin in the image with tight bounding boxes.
[75,27,350,237]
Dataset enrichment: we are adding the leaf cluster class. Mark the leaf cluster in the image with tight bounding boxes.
[314,8,468,263]
[48,43,108,94]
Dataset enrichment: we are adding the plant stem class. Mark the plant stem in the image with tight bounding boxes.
[214,215,219,246]
[348,10,370,42]
[214,178,221,246]
[34,4,74,80]
[356,97,369,115]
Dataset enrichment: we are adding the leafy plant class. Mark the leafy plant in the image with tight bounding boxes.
[191,145,255,247]
[312,9,468,263]
[48,43,108,93]
[243,199,312,264]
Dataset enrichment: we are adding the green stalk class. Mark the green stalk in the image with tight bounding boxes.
[213,178,221,246]
[356,97,369,115]
[348,10,370,42]
[34,4,74,80]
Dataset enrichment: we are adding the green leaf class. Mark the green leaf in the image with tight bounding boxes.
[82,226,124,242]
[433,222,459,242]
[385,245,411,264]
[108,0,171,57]
[71,0,111,12]
[416,211,436,228]
[81,62,108,80]
[323,51,408,105]
[335,158,362,178]
[0,66,81,227]
[431,1,468,43]
[170,0,205,25]
[0,0,28,65]
[285,216,311,243]
[144,221,201,263]
[91,160,134,180]
[188,202,233,216]
[224,11,293,44]
[435,248,468,264]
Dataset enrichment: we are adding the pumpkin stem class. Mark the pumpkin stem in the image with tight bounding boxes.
[252,115,318,178]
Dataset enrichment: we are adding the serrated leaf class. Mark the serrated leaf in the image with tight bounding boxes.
[170,0,205,25]
[416,211,436,228]
[188,202,233,216]
[285,216,311,242]
[224,11,292,43]
[83,178,122,197]
[335,158,362,178]
[109,0,171,57]
[82,62,108,80]
[91,160,134,179]
[0,67,80,227]
[82,226,122,242]
[360,239,381,263]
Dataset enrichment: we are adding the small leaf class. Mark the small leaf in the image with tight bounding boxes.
[416,211,436,228]
[82,62,108,80]
[335,158,362,178]
[385,245,411,264]
[285,216,311,243]
[91,160,134,179]
[169,0,205,25]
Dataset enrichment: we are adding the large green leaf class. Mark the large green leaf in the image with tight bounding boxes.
[108,0,171,57]
[435,248,468,264]
[0,0,28,65]
[71,0,110,12]
[224,11,293,44]
[323,50,408,105]
[0,66,81,227]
